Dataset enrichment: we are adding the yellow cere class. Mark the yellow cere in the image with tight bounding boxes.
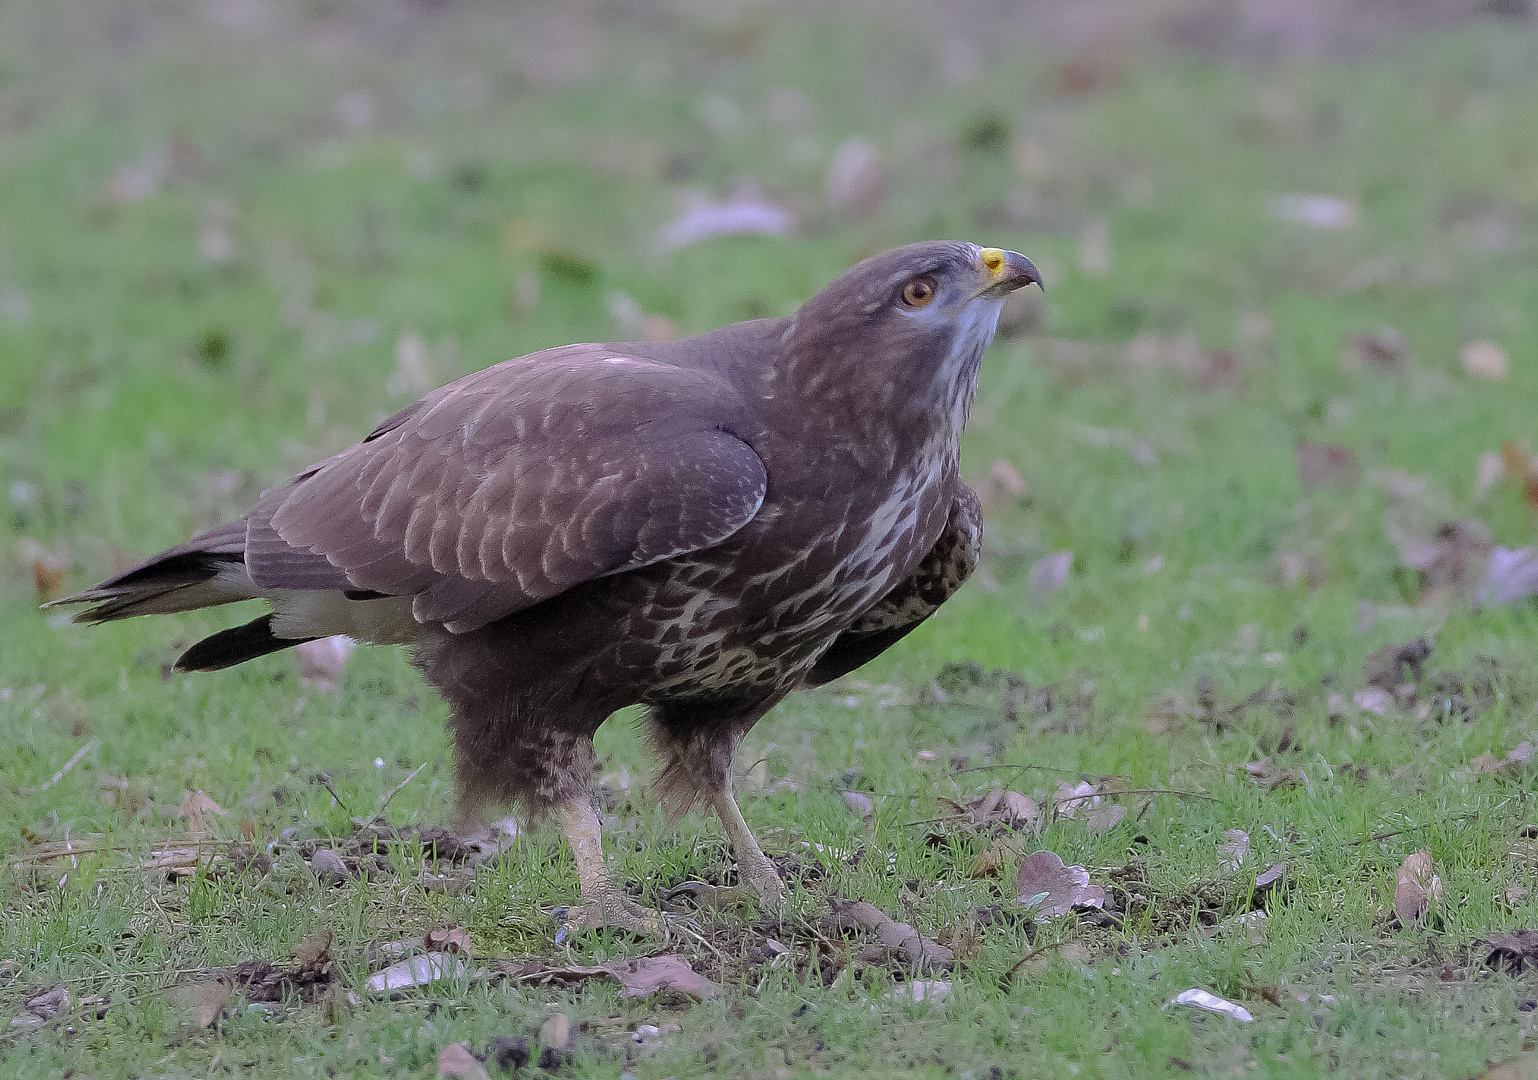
[979,247,1006,278]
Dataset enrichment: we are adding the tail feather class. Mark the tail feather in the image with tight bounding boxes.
[175,614,316,672]
[48,521,251,624]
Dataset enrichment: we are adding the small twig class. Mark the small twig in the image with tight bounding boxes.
[1336,810,1483,850]
[315,774,351,815]
[371,762,427,821]
[23,740,95,794]
[670,919,730,967]
[1005,941,1067,980]
[949,763,1084,777]
[902,787,1215,828]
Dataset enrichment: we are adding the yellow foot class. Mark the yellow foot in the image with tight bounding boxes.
[666,863,786,913]
[553,891,668,944]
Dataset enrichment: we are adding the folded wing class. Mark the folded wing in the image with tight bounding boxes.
[252,345,767,633]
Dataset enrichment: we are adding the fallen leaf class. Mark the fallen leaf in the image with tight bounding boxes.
[531,956,718,1000]
[298,636,354,692]
[538,1012,572,1055]
[825,899,954,972]
[1014,850,1106,918]
[1393,850,1442,927]
[1271,193,1357,230]
[654,184,794,253]
[884,980,950,1004]
[1486,931,1538,973]
[1170,987,1254,1022]
[1295,442,1359,487]
[1468,742,1535,776]
[841,790,875,820]
[365,952,467,995]
[1353,688,1393,716]
[20,540,66,599]
[973,459,1028,506]
[310,847,350,884]
[1343,327,1409,372]
[177,789,227,841]
[1479,546,1538,606]
[1028,551,1073,595]
[425,926,472,955]
[437,1042,491,1080]
[1462,340,1509,381]
[1217,829,1250,873]
[1253,863,1287,897]
[968,834,1020,878]
[1244,757,1305,791]
[196,979,231,1029]
[292,929,333,972]
[1502,442,1538,509]
[824,138,885,220]
[606,955,718,999]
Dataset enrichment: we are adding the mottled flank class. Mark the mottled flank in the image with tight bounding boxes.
[55,240,1040,933]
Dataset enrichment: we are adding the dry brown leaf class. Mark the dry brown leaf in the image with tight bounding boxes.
[1393,850,1442,927]
[425,926,472,955]
[1244,757,1305,792]
[607,955,718,999]
[1502,442,1538,509]
[1486,931,1538,973]
[1469,742,1535,776]
[437,1042,491,1080]
[968,834,1021,879]
[1014,850,1106,918]
[292,929,333,972]
[23,541,66,600]
[309,847,350,884]
[1295,442,1359,487]
[195,980,231,1029]
[532,956,719,999]
[1342,327,1410,372]
[841,791,875,820]
[177,789,227,841]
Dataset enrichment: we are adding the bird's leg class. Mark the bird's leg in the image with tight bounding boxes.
[552,796,668,942]
[667,781,786,912]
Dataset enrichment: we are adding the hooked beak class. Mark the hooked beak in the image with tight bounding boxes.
[975,247,1044,298]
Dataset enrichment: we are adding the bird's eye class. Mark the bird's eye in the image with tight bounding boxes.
[901,277,937,308]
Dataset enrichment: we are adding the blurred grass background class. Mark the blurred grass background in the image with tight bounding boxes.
[5,1,1538,1077]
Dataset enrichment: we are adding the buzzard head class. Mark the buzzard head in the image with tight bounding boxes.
[781,240,1041,436]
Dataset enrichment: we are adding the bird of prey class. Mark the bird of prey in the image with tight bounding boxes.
[56,241,1041,937]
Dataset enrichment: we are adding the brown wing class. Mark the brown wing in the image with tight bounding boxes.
[250,344,767,633]
[801,482,982,688]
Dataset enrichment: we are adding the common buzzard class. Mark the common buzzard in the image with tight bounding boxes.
[56,241,1041,937]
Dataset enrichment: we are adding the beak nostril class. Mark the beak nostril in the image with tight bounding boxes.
[980,248,1006,276]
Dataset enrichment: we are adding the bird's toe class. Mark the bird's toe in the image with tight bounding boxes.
[553,894,668,942]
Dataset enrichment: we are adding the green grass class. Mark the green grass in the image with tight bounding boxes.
[4,3,1538,1076]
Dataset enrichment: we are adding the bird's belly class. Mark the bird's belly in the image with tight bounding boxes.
[620,479,951,697]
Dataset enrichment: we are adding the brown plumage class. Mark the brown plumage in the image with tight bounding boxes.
[56,241,1040,936]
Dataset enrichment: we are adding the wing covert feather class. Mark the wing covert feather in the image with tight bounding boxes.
[258,348,766,632]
